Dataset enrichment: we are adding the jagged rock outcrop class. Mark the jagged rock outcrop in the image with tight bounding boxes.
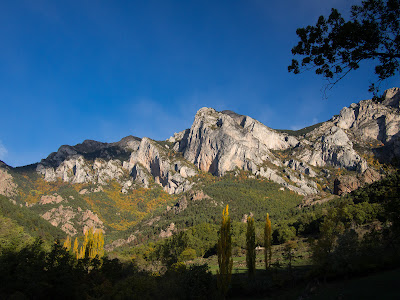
[123,137,198,194]
[42,137,140,167]
[38,156,126,184]
[168,108,318,194]
[335,89,400,144]
[36,136,139,187]
[332,87,400,165]
[176,108,297,176]
[159,222,175,238]
[104,234,136,251]
[29,88,400,197]
[2,88,400,253]
[36,135,197,195]
[333,168,382,195]
[168,195,188,214]
[383,87,400,108]
[296,124,367,172]
[284,159,316,177]
[41,205,105,236]
[39,194,64,205]
[0,161,17,197]
[80,209,105,234]
[41,205,78,236]
[169,108,318,194]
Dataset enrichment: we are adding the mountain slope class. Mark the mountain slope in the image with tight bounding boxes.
[0,88,399,247]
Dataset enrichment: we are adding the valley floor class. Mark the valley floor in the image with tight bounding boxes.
[228,267,400,299]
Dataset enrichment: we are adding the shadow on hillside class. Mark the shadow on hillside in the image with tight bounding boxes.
[373,132,400,167]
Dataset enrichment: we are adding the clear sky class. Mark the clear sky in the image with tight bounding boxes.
[0,0,398,167]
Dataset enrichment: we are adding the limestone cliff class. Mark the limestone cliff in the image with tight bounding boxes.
[28,87,400,196]
[123,137,197,194]
[36,136,198,195]
[178,108,298,175]
[169,88,400,195]
[0,161,17,197]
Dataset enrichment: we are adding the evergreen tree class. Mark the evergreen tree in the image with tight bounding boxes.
[217,205,233,298]
[161,231,188,267]
[264,213,272,269]
[246,216,256,277]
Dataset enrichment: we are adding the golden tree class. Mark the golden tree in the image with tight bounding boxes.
[63,236,71,251]
[217,205,233,298]
[246,215,256,277]
[77,228,105,259]
[73,237,79,259]
[264,213,272,269]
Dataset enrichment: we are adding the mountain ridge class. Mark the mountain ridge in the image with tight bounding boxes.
[1,88,399,245]
[2,87,400,197]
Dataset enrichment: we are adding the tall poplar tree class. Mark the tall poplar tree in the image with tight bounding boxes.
[63,236,71,251]
[264,213,272,269]
[77,228,105,259]
[246,216,256,277]
[73,237,79,259]
[217,205,233,298]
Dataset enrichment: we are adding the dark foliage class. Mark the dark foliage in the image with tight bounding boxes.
[288,0,400,95]
[0,238,215,300]
[0,195,65,243]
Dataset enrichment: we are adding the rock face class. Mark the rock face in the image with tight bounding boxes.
[159,222,176,238]
[36,136,138,187]
[123,138,197,194]
[335,90,400,144]
[0,161,17,197]
[177,108,297,176]
[104,234,136,252]
[295,124,367,172]
[331,87,400,165]
[169,108,318,195]
[41,205,105,236]
[333,168,382,195]
[39,194,64,205]
[27,87,400,197]
[37,157,128,185]
[36,136,198,195]
[383,87,400,108]
[2,88,400,252]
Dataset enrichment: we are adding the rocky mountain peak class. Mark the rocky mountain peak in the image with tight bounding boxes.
[382,87,400,108]
[0,161,17,197]
[334,87,400,145]
[74,140,108,153]
[26,88,400,196]
[113,135,141,151]
[0,160,10,169]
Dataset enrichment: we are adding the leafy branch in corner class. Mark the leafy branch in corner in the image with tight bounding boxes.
[288,0,400,98]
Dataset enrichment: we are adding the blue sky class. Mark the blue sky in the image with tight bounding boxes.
[0,0,398,167]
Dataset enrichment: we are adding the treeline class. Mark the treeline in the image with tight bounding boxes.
[310,171,400,278]
[1,171,399,299]
[115,170,399,267]
[0,237,217,299]
[0,195,66,246]
[125,174,303,247]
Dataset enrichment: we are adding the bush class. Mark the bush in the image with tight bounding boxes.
[179,248,197,261]
[273,224,296,244]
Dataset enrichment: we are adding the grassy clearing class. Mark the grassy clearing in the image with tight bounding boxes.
[194,239,312,275]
